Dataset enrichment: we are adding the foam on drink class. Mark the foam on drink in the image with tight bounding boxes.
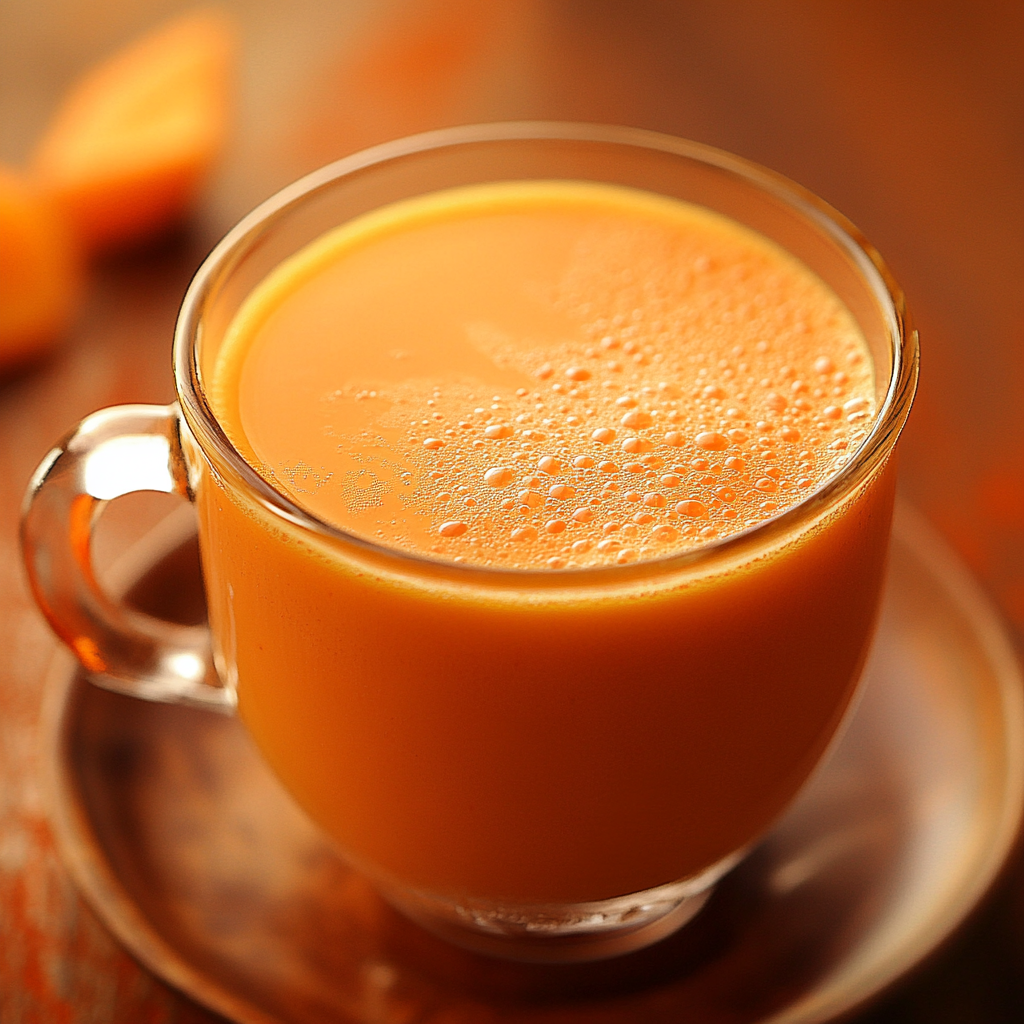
[210,181,874,570]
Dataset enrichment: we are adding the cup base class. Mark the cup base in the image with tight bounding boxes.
[375,872,728,963]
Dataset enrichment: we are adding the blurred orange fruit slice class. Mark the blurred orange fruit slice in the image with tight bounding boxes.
[31,8,235,252]
[0,165,82,369]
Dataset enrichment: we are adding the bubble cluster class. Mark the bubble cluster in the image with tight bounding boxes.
[398,318,874,568]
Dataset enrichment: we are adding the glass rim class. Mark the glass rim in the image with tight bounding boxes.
[173,121,919,585]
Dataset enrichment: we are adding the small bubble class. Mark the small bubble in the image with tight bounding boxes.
[699,526,718,539]
[538,456,563,475]
[677,500,708,518]
[591,427,616,443]
[622,437,653,454]
[439,521,468,538]
[823,405,842,420]
[500,498,516,510]
[597,538,621,553]
[633,511,655,524]
[765,392,787,412]
[643,492,667,507]
[547,556,567,569]
[518,490,544,507]
[727,429,748,444]
[484,467,514,488]
[624,491,642,502]
[714,486,735,502]
[572,539,593,553]
[703,384,725,399]
[621,409,653,429]
[625,462,646,474]
[664,431,685,447]
[423,438,445,450]
[484,424,512,439]
[512,525,538,541]
[652,524,679,541]
[660,474,681,488]
[690,458,709,470]
[598,461,619,473]
[724,457,745,471]
[463,497,477,507]
[616,549,637,564]
[602,522,621,534]
[565,366,591,381]
[791,380,808,393]
[780,427,801,443]
[616,395,638,408]
[545,519,567,534]
[797,477,813,488]
[549,484,576,500]
[437,492,452,502]
[695,432,729,451]
[759,501,779,512]
[574,455,596,469]
[535,364,553,379]
[755,477,779,492]
[814,356,835,374]
[572,507,594,523]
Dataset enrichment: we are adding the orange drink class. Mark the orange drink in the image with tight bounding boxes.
[200,178,889,904]
[23,126,917,961]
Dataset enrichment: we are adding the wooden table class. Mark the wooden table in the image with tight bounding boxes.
[1,2,1021,1019]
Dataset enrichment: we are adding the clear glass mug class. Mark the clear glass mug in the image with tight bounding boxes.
[21,123,918,963]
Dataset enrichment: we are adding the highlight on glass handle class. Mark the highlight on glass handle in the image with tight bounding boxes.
[20,403,234,712]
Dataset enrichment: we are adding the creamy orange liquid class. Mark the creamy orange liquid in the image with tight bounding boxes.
[196,182,893,904]
[211,182,874,570]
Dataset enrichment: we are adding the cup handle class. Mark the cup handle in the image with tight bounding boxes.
[20,403,234,713]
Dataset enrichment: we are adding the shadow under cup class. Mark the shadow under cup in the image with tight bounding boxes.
[31,124,920,963]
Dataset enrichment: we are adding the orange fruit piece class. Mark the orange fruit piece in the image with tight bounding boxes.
[31,9,236,253]
[0,165,82,369]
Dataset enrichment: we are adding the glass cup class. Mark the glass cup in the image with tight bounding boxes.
[21,123,918,963]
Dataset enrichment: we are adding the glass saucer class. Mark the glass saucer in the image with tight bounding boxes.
[39,504,1024,1024]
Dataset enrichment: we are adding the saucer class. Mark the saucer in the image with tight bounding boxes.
[39,505,1024,1024]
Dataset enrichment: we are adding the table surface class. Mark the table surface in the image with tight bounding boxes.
[1,1,1021,1020]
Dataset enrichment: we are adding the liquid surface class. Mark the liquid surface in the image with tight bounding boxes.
[211,181,875,570]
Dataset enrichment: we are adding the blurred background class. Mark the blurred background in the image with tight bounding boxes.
[1,1,1021,1020]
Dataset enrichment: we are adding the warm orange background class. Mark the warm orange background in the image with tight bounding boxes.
[1,1,1021,1020]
